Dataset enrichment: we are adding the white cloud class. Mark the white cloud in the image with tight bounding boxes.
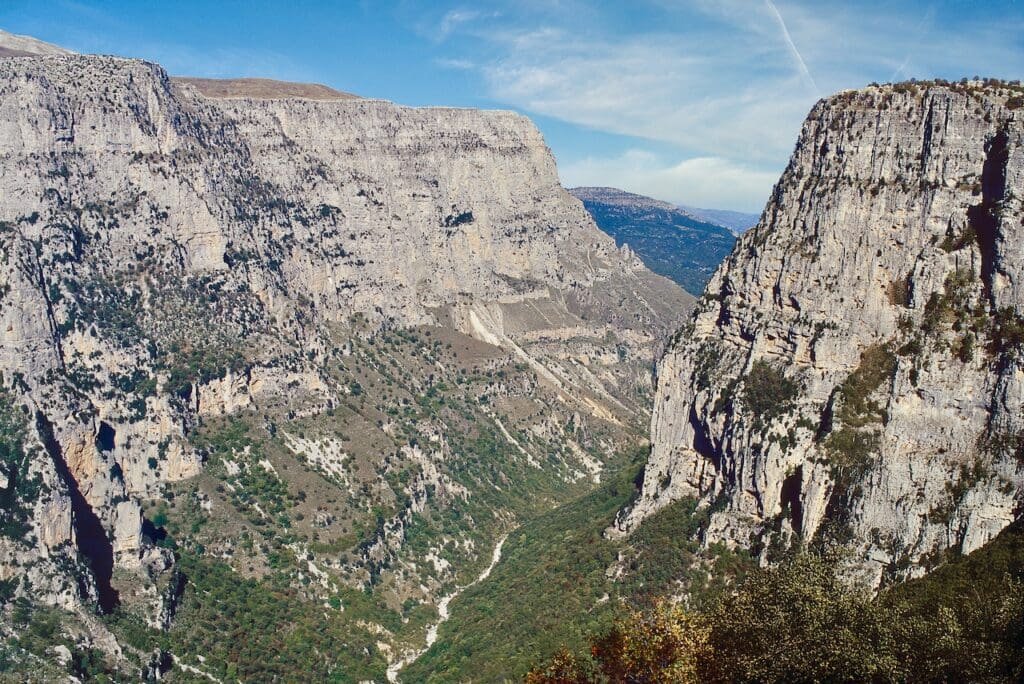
[434,0,1024,209]
[560,150,778,214]
[436,57,475,70]
[438,10,481,40]
[471,18,820,166]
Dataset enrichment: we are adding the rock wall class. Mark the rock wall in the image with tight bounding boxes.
[614,82,1024,584]
[0,53,689,608]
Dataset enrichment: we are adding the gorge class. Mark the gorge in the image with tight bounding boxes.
[0,26,1022,684]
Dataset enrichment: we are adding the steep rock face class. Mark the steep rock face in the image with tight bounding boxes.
[0,53,689,610]
[614,82,1024,584]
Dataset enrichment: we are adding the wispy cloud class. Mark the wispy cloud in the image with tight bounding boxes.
[438,9,481,40]
[432,0,1024,210]
[477,29,811,164]
[764,0,817,93]
[436,57,475,70]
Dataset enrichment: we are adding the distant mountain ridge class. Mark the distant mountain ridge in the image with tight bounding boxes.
[0,28,72,57]
[677,204,760,233]
[570,186,736,296]
[173,76,358,100]
[0,28,356,101]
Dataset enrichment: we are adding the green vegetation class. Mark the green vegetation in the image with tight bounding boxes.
[980,429,1024,466]
[990,306,1024,358]
[834,344,896,427]
[886,520,1024,681]
[823,428,880,473]
[40,318,643,681]
[163,552,387,681]
[95,551,392,682]
[0,388,41,542]
[404,452,752,682]
[0,600,127,681]
[574,191,736,296]
[740,360,800,430]
[821,344,896,475]
[529,524,1024,683]
[527,601,710,684]
[921,270,977,339]
[193,419,296,528]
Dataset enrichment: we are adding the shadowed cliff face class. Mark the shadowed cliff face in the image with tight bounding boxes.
[0,52,690,617]
[36,412,117,612]
[615,81,1024,585]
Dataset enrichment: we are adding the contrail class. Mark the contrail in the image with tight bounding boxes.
[765,0,818,93]
[889,5,935,81]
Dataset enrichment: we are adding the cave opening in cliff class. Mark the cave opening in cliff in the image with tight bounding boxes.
[780,466,804,535]
[972,127,1009,304]
[35,413,119,612]
[96,421,115,452]
[141,517,167,544]
[688,404,719,469]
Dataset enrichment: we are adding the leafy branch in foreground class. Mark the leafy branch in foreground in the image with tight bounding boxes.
[526,539,1024,683]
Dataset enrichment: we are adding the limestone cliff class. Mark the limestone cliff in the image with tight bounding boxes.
[0,51,689,614]
[614,81,1024,584]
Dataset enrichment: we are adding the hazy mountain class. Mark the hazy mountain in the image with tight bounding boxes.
[677,203,760,233]
[570,186,736,296]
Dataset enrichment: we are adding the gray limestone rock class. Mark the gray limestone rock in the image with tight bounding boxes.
[614,82,1024,585]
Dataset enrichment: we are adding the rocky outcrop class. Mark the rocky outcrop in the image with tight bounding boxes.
[0,28,71,58]
[0,52,688,609]
[614,81,1024,584]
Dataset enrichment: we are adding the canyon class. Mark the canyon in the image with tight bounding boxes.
[0,25,1022,683]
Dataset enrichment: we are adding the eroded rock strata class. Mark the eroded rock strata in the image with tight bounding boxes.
[0,51,689,614]
[615,82,1024,584]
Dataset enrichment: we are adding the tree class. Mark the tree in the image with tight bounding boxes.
[702,553,901,682]
[526,602,709,684]
[592,601,709,684]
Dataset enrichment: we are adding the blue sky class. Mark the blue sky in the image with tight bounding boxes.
[1,1,1022,212]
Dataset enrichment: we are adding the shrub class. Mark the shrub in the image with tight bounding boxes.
[0,390,42,541]
[530,536,1024,683]
[824,428,879,473]
[991,307,1024,356]
[887,277,911,306]
[835,344,896,427]
[526,602,710,684]
[703,553,902,682]
[740,361,800,430]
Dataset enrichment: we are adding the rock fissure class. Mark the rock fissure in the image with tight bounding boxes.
[35,411,118,612]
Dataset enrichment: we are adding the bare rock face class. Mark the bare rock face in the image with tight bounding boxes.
[0,53,689,609]
[614,82,1024,584]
